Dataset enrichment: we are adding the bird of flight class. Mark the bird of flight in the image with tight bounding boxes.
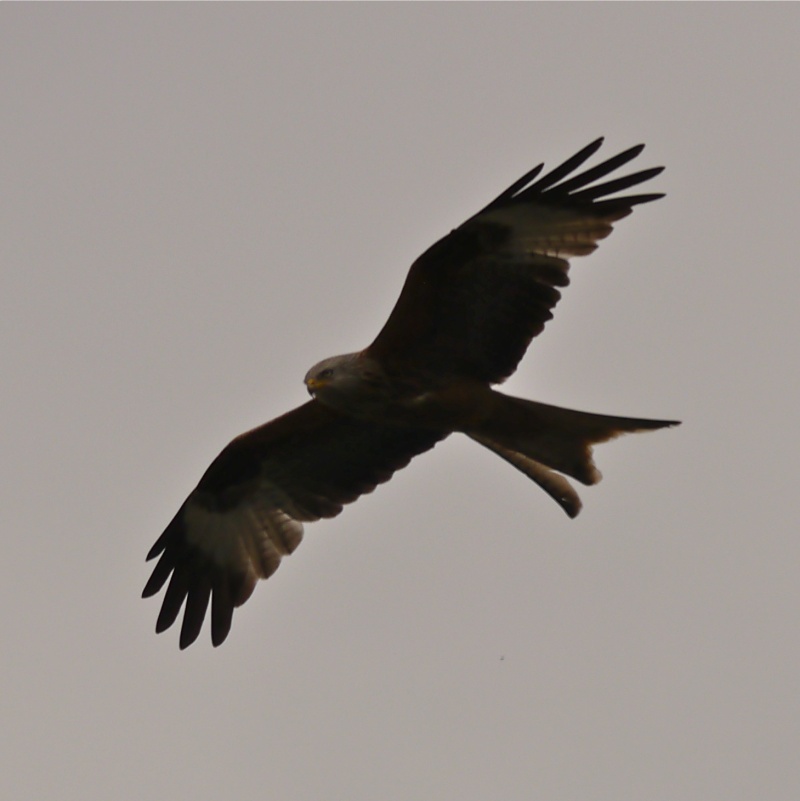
[143,138,678,648]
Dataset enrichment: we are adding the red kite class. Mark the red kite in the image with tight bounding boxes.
[143,138,678,648]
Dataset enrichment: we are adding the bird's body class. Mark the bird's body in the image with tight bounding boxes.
[143,138,678,648]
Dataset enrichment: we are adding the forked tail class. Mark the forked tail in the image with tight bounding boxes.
[467,392,679,517]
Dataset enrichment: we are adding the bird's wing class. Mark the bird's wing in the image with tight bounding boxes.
[367,138,664,384]
[142,400,445,648]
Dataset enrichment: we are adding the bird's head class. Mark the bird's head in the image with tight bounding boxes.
[304,352,389,415]
[305,353,355,394]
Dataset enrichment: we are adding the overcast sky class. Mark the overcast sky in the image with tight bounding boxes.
[2,5,799,801]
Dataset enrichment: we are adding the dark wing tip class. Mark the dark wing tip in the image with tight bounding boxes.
[145,533,167,562]
[178,580,212,649]
[652,418,681,429]
[527,137,607,192]
[481,162,545,210]
[211,584,235,647]
[481,139,663,218]
[563,497,582,519]
[478,138,604,214]
[141,563,169,598]
[143,507,235,648]
[627,192,666,206]
[143,497,292,648]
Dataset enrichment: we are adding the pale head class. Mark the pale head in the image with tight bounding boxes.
[304,352,389,416]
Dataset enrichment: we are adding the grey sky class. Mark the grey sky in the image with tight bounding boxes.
[2,4,799,800]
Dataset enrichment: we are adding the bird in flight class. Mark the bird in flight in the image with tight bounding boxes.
[143,138,678,648]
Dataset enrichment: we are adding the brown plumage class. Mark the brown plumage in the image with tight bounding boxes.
[143,138,678,648]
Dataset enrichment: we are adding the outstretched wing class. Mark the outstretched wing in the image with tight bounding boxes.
[367,138,664,384]
[143,400,446,648]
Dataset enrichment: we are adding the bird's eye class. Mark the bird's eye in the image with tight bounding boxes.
[317,368,334,380]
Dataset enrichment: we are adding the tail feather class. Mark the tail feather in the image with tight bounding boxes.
[467,392,679,516]
[469,434,584,518]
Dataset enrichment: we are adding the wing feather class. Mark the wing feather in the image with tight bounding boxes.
[368,139,664,384]
[512,137,607,195]
[143,400,445,647]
